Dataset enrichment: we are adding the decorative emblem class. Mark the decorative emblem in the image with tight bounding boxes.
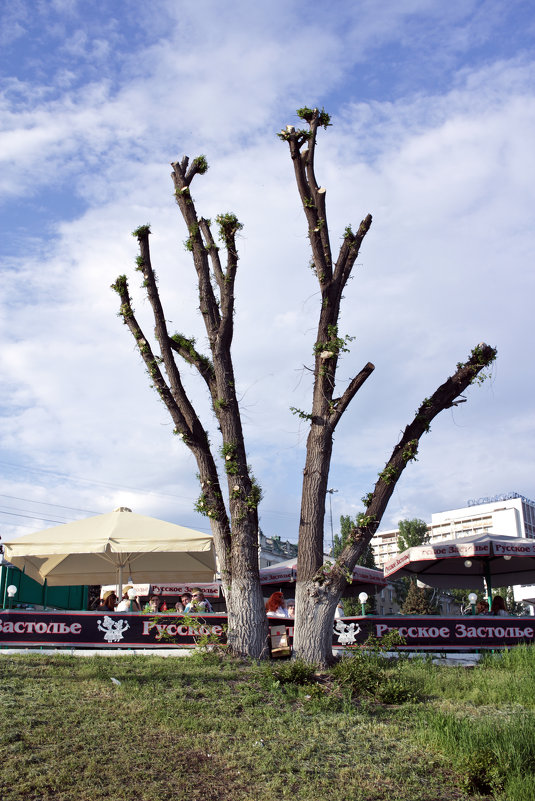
[97,616,130,642]
[334,619,361,645]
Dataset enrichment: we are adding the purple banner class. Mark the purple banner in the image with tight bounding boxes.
[0,611,226,648]
[333,615,535,649]
[1,611,534,651]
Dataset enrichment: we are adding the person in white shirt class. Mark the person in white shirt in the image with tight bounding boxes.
[115,585,141,613]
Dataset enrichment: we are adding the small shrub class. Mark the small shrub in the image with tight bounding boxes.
[331,653,383,697]
[376,675,420,705]
[330,635,421,705]
[459,749,503,795]
[267,657,317,686]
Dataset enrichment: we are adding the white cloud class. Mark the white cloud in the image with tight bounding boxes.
[1,3,534,546]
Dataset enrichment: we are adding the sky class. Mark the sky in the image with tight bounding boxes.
[1,0,534,550]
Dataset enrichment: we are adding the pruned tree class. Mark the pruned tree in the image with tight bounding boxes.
[112,106,496,666]
[112,159,267,659]
[278,108,496,666]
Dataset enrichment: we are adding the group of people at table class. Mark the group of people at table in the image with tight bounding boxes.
[94,588,510,618]
[94,587,213,614]
[94,588,298,617]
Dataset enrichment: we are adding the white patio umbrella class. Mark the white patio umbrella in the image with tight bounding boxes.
[383,532,535,604]
[3,507,216,596]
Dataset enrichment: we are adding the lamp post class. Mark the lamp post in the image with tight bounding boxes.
[468,592,478,615]
[327,488,338,552]
[127,588,137,613]
[7,585,17,609]
[358,591,368,616]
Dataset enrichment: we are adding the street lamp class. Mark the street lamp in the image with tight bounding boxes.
[7,585,17,609]
[468,592,478,615]
[327,488,338,551]
[358,591,368,616]
[127,588,137,613]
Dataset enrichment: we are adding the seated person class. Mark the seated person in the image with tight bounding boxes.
[265,591,288,618]
[97,591,117,611]
[287,602,295,618]
[475,599,489,615]
[116,586,141,612]
[491,595,508,616]
[174,601,185,613]
[143,595,161,613]
[184,588,213,613]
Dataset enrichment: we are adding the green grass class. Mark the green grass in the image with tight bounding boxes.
[1,647,535,800]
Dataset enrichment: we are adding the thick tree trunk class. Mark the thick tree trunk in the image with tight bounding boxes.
[293,581,339,667]
[225,577,268,659]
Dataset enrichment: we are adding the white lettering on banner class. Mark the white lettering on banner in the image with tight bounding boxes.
[374,621,535,643]
[395,626,450,639]
[375,624,390,637]
[0,619,84,636]
[456,624,534,640]
[140,621,224,639]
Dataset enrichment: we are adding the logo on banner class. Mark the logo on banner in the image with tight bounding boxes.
[97,616,130,642]
[334,619,361,645]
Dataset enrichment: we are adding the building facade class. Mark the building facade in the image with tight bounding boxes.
[258,532,298,568]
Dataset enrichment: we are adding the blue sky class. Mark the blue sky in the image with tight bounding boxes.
[1,0,534,546]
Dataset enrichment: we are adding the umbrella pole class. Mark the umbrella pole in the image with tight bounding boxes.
[483,559,493,608]
[118,565,123,604]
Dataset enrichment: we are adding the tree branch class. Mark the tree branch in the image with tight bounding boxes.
[168,333,216,394]
[333,214,373,300]
[171,160,221,338]
[328,362,375,429]
[111,273,193,441]
[331,343,498,590]
[198,217,224,287]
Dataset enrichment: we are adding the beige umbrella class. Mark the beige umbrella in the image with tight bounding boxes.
[3,507,216,595]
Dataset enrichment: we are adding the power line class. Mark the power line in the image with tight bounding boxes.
[0,459,195,502]
[0,493,99,515]
[0,509,69,525]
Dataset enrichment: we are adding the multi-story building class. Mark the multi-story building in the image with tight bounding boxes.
[258,532,298,568]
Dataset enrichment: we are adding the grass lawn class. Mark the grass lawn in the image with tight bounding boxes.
[1,647,534,801]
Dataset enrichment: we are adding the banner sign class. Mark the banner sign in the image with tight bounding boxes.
[332,615,535,649]
[100,583,221,599]
[149,583,220,599]
[0,611,226,648]
[1,611,534,650]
